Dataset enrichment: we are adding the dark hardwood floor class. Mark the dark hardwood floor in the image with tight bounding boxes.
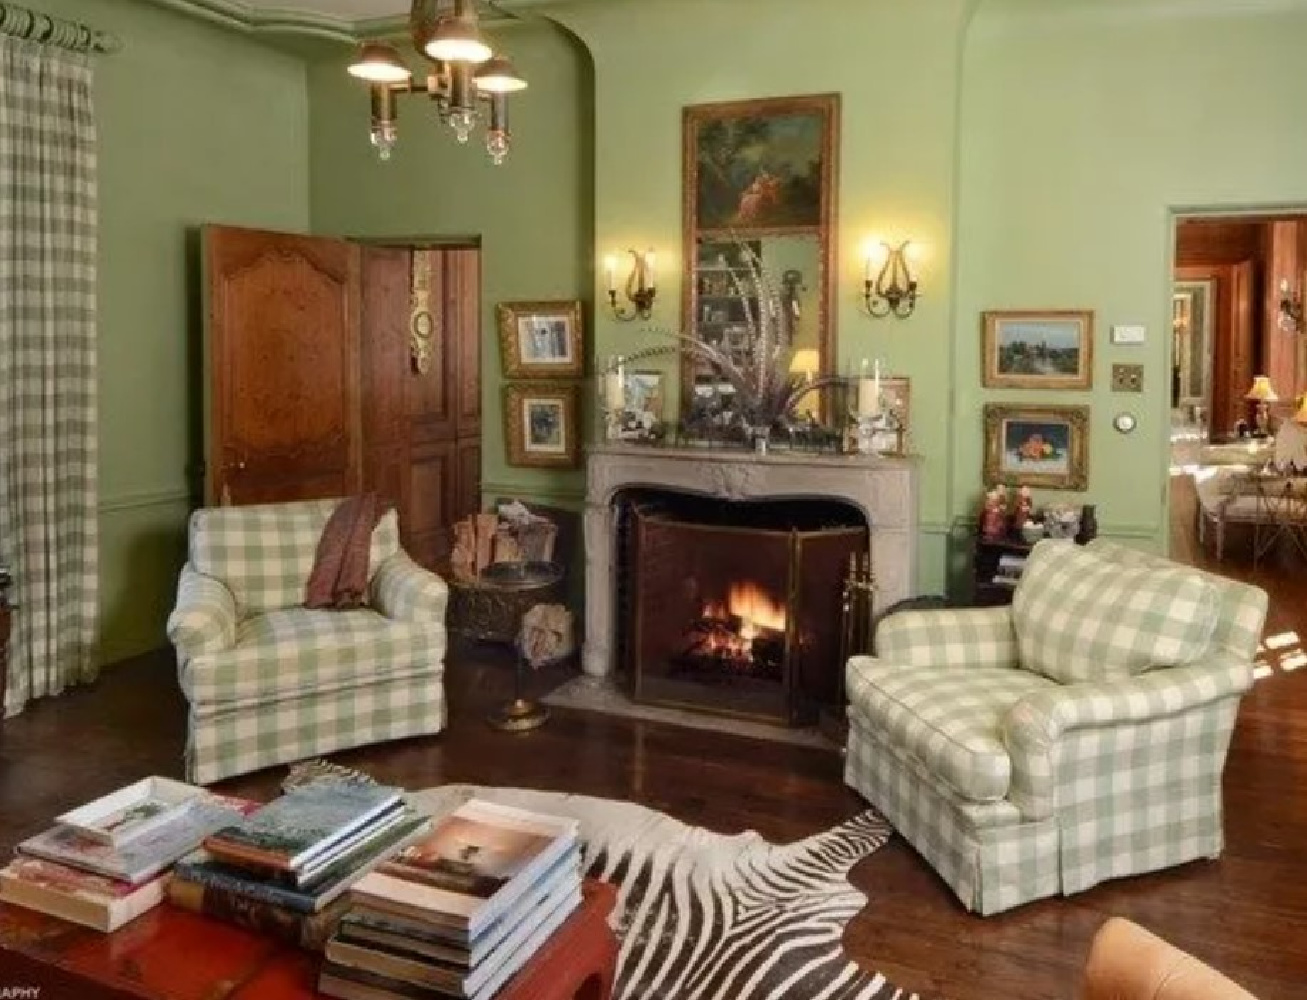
[1,500,1305,998]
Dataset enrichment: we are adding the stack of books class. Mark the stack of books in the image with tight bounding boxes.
[168,780,429,950]
[1,777,253,931]
[992,552,1028,589]
[319,799,582,1000]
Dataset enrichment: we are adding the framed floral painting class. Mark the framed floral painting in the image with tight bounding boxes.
[983,403,1089,490]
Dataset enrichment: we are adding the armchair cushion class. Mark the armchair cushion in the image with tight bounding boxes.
[1013,540,1219,684]
[179,607,442,707]
[189,500,401,615]
[168,566,237,662]
[846,659,1056,802]
[874,606,1019,670]
[371,552,449,623]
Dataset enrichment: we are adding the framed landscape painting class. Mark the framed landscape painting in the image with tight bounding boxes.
[684,93,839,235]
[982,310,1094,390]
[984,403,1089,490]
[503,384,579,469]
[497,301,584,380]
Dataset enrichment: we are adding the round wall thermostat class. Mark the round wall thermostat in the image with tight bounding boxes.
[1113,412,1138,434]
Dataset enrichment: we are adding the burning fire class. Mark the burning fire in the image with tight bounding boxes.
[705,582,787,640]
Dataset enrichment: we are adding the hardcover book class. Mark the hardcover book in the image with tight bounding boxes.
[348,799,577,939]
[174,813,429,914]
[18,795,255,885]
[0,857,166,932]
[204,782,403,872]
[166,875,351,951]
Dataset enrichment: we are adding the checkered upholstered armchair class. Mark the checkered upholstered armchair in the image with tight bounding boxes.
[167,499,448,784]
[844,539,1266,915]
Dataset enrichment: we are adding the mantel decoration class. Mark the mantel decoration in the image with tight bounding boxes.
[598,239,906,457]
[346,0,527,163]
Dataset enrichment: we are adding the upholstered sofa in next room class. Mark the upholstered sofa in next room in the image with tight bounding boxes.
[844,539,1267,915]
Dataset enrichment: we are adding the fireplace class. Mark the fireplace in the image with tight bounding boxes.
[621,493,867,726]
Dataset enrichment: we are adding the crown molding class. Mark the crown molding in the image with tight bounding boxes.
[144,0,540,45]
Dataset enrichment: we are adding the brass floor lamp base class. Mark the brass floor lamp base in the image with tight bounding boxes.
[487,697,550,733]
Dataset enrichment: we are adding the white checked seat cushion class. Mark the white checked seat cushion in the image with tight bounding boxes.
[844,539,1267,915]
[168,499,448,785]
[846,663,1055,802]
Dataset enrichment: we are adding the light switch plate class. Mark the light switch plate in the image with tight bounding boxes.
[1112,363,1144,393]
[1111,324,1147,345]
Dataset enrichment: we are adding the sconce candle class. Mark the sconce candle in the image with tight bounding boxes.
[607,248,658,322]
[861,239,919,319]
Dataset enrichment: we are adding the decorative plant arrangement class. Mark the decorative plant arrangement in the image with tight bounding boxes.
[599,240,884,455]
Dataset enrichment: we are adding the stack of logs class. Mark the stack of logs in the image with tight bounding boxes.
[451,511,558,582]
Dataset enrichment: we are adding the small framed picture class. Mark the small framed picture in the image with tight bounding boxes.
[873,376,911,455]
[504,384,580,469]
[627,371,666,422]
[982,310,1094,390]
[984,403,1089,490]
[497,300,584,380]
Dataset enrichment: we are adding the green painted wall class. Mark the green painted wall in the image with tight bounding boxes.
[549,0,973,591]
[955,0,1307,552]
[306,21,593,507]
[31,0,310,663]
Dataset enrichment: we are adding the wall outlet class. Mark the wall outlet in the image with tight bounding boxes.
[1112,363,1144,392]
[1111,324,1147,345]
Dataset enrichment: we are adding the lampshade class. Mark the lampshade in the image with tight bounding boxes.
[347,43,412,83]
[424,15,493,64]
[788,348,820,379]
[474,55,528,94]
[1245,375,1279,402]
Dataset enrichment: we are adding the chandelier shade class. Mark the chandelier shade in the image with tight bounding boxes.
[348,42,412,83]
[350,0,527,164]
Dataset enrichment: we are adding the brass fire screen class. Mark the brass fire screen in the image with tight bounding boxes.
[628,504,867,726]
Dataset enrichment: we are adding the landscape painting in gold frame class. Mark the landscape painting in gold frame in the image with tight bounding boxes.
[982,310,1094,390]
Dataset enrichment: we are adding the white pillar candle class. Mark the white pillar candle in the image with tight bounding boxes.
[605,366,625,410]
[604,255,617,294]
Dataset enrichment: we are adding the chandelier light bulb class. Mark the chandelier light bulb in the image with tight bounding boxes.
[486,130,510,165]
[474,55,528,94]
[348,42,411,83]
[371,122,398,160]
[448,108,476,143]
[425,15,493,64]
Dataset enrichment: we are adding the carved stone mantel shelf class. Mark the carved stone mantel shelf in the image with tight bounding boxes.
[583,444,920,678]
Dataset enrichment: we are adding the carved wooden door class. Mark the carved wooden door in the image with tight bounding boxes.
[204,226,361,505]
[360,244,481,569]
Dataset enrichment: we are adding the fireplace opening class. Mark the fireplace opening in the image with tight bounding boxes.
[617,491,868,726]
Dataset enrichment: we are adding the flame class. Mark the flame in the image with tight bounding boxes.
[704,582,786,634]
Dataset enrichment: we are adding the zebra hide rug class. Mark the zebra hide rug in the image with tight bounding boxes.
[410,785,918,1000]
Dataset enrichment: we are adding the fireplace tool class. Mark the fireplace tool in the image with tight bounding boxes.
[838,552,876,674]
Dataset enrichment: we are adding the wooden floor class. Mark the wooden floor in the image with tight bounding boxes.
[1,499,1305,999]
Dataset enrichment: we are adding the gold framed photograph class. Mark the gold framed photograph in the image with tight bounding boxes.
[983,403,1089,490]
[982,310,1094,390]
[497,300,584,380]
[503,383,580,469]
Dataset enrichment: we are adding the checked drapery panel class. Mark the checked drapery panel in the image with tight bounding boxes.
[0,35,99,715]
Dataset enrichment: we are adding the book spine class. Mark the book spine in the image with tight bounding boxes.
[172,860,317,913]
[167,877,342,950]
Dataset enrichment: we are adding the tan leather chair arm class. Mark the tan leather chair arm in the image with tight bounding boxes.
[1081,918,1257,1000]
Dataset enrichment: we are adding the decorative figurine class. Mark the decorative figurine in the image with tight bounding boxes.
[981,488,1007,541]
[1013,485,1034,529]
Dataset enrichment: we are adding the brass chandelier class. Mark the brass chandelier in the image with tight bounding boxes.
[348,0,527,165]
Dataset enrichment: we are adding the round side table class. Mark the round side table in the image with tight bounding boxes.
[448,561,565,645]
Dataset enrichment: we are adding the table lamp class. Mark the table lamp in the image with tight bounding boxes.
[1245,375,1278,437]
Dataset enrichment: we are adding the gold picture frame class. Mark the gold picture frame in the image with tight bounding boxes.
[497,300,584,380]
[503,383,580,469]
[982,310,1094,390]
[983,403,1089,490]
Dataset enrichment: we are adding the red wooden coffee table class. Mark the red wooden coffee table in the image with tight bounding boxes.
[0,879,618,1000]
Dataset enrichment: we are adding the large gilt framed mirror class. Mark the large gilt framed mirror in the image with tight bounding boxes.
[681,94,840,421]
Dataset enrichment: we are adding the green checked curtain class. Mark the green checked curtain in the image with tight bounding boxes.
[0,33,99,715]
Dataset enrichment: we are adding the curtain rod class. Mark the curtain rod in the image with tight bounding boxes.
[0,3,120,54]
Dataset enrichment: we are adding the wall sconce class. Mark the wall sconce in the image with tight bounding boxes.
[861,239,919,319]
[1279,278,1304,333]
[605,249,657,322]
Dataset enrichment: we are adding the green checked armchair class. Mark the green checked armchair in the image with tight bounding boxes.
[845,539,1266,915]
[167,499,448,785]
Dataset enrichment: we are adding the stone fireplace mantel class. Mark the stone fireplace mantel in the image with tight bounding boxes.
[583,445,920,678]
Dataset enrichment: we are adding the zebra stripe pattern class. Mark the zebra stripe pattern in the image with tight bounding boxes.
[413,785,918,1000]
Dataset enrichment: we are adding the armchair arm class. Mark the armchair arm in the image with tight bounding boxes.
[1003,654,1253,819]
[874,606,1019,670]
[167,565,238,663]
[371,552,449,624]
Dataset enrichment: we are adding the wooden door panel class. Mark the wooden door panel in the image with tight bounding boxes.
[1231,259,1256,432]
[404,440,457,569]
[447,247,481,437]
[362,247,410,449]
[456,438,481,521]
[205,226,360,505]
